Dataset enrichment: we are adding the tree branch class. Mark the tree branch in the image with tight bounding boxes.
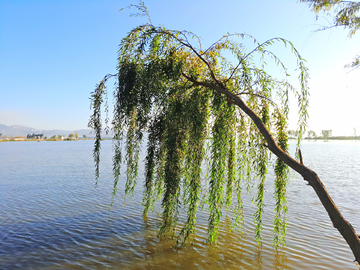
[181,72,360,264]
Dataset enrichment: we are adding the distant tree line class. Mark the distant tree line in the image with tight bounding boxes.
[287,129,360,141]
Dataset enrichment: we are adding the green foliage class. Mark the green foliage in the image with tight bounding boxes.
[307,130,317,139]
[273,109,289,245]
[47,136,57,141]
[321,129,332,141]
[299,0,360,69]
[89,23,309,246]
[299,0,360,36]
[344,54,360,69]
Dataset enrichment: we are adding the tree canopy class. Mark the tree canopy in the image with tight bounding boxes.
[321,129,333,140]
[299,0,360,69]
[89,7,360,263]
[307,130,317,138]
[89,22,310,245]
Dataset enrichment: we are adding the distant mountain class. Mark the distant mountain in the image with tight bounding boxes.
[0,124,112,138]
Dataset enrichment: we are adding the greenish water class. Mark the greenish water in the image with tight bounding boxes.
[0,140,359,269]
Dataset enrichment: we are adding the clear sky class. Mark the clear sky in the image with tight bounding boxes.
[1,0,359,136]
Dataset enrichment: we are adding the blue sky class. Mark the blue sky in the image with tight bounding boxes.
[1,0,359,135]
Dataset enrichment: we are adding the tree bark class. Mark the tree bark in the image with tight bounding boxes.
[183,75,360,264]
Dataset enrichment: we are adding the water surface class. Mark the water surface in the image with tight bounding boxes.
[1,140,359,269]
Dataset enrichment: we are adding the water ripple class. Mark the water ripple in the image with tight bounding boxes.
[0,140,359,269]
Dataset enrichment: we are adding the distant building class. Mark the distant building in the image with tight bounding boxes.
[27,133,44,139]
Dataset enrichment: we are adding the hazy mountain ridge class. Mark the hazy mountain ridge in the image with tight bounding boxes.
[0,124,111,138]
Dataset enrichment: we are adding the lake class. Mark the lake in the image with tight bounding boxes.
[0,140,359,269]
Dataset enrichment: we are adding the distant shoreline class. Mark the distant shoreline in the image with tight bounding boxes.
[289,136,360,141]
[1,136,359,143]
[0,138,113,142]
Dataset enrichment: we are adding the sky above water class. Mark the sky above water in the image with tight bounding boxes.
[0,0,359,136]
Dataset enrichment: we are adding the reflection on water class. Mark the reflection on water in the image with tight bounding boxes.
[0,140,359,269]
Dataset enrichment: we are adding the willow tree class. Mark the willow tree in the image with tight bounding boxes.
[89,22,360,262]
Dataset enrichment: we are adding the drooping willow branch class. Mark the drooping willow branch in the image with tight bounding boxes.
[181,72,360,263]
[89,24,360,264]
